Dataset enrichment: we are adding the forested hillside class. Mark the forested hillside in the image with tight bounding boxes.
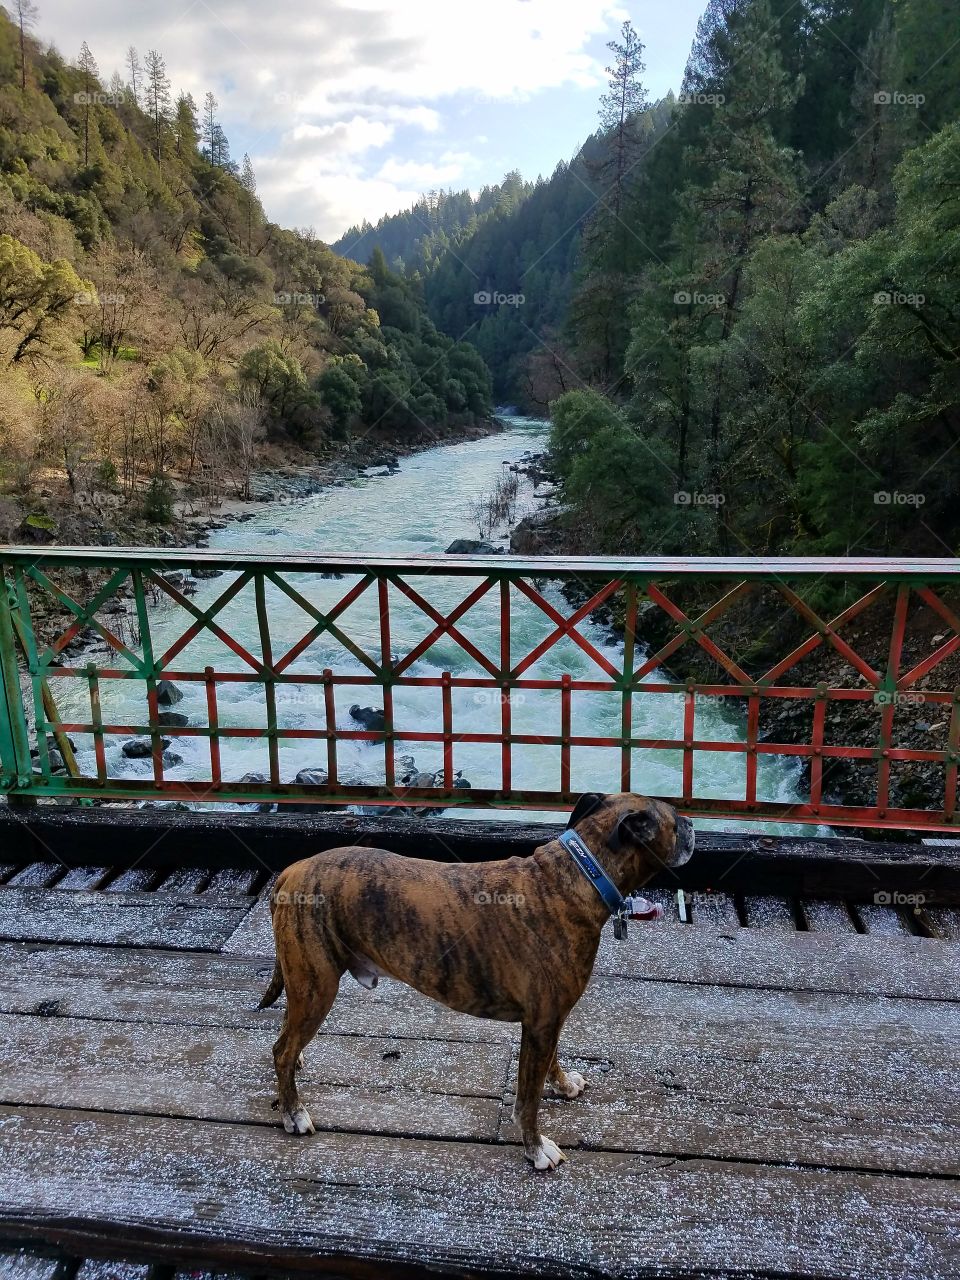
[549,0,960,560]
[335,0,960,561]
[334,165,579,401]
[0,6,492,532]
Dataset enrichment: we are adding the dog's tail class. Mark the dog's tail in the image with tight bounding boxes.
[258,957,284,1009]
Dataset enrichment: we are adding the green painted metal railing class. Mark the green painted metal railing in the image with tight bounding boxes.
[2,547,960,830]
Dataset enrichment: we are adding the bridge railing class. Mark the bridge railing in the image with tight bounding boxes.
[2,547,960,831]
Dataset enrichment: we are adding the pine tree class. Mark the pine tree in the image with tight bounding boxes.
[77,41,99,167]
[598,20,648,224]
[844,6,914,197]
[125,45,142,106]
[211,122,231,170]
[13,0,38,91]
[239,153,257,252]
[571,20,649,384]
[683,0,802,541]
[202,91,217,162]
[143,49,171,173]
[174,92,200,157]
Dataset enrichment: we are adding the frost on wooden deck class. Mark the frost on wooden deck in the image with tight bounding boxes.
[0,876,958,1278]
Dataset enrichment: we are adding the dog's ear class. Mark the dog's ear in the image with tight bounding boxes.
[610,807,661,850]
[566,792,605,829]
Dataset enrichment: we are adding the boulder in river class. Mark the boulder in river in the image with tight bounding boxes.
[157,710,189,728]
[445,539,500,555]
[350,705,386,731]
[122,736,172,759]
[156,679,183,706]
[294,767,328,787]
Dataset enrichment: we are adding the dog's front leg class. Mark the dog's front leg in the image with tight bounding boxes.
[514,1021,567,1170]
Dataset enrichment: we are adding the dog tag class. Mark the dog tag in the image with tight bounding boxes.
[613,911,628,941]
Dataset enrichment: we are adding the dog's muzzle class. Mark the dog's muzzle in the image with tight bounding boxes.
[672,814,696,866]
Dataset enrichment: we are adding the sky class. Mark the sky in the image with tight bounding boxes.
[35,0,707,242]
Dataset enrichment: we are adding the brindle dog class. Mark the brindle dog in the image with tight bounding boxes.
[260,791,695,1169]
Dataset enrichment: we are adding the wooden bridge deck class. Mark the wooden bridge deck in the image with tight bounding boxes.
[0,853,958,1279]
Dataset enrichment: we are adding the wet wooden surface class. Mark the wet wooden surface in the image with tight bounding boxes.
[0,864,958,1278]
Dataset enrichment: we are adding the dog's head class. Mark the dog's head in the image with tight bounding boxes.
[565,792,695,888]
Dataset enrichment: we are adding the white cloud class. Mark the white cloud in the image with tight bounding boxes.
[36,0,629,236]
[376,152,472,187]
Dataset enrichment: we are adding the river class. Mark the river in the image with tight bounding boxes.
[65,415,804,827]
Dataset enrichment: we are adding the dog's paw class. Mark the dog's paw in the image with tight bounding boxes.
[282,1105,315,1136]
[562,1070,587,1097]
[296,1051,305,1072]
[546,1070,587,1099]
[527,1135,566,1171]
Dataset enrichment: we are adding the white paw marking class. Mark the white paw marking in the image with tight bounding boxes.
[529,1135,566,1171]
[296,1051,305,1071]
[564,1070,587,1097]
[545,1070,587,1099]
[282,1104,315,1136]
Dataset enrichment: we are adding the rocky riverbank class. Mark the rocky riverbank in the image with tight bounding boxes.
[6,418,504,557]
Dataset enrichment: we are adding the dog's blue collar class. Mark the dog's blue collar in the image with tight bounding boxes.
[559,829,625,917]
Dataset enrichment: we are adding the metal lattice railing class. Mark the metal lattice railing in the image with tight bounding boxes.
[3,547,960,831]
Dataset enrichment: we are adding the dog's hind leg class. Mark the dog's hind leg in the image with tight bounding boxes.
[545,1046,587,1100]
[272,960,339,1136]
[514,1021,567,1171]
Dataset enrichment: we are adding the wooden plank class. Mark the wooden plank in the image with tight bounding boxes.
[741,895,796,931]
[0,943,518,1044]
[0,889,253,950]
[57,866,109,890]
[532,1073,960,1176]
[0,1251,60,1279]
[921,907,960,940]
[1,1106,958,1279]
[206,868,261,895]
[852,903,918,936]
[5,863,62,889]
[593,922,960,1000]
[221,879,276,956]
[800,898,859,933]
[76,1260,151,1279]
[3,809,959,900]
[689,892,738,928]
[102,868,159,892]
[157,867,209,892]
[0,1014,507,1142]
